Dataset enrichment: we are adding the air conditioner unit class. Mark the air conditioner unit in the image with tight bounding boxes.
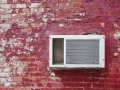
[49,35,105,69]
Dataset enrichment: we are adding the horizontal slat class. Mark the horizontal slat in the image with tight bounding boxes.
[66,50,99,52]
[66,40,99,42]
[66,55,99,58]
[66,61,98,64]
[66,46,99,48]
[66,43,99,45]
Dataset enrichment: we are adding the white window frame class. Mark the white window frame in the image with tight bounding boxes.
[49,35,105,69]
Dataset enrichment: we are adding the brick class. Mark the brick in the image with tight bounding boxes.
[84,77,98,83]
[57,88,72,90]
[47,82,63,87]
[0,24,11,33]
[12,13,26,19]
[72,77,84,82]
[15,4,27,8]
[0,9,13,14]
[11,77,22,82]
[0,0,7,3]
[0,4,12,9]
[9,88,24,90]
[21,0,31,4]
[0,88,8,90]
[22,8,30,13]
[93,83,105,88]
[75,82,92,87]
[31,23,43,28]
[29,3,42,8]
[61,77,72,82]
[0,14,12,20]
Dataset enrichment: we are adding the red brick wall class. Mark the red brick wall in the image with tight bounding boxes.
[0,0,120,90]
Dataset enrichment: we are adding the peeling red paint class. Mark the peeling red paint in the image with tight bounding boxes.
[0,0,120,90]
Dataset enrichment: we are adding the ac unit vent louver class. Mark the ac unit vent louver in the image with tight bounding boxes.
[66,39,99,64]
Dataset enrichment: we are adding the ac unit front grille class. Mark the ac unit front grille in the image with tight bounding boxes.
[66,39,99,64]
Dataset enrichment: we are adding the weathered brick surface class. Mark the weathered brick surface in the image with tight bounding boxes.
[0,0,120,90]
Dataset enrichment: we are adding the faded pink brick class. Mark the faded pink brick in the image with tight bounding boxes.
[31,23,43,28]
[22,8,30,13]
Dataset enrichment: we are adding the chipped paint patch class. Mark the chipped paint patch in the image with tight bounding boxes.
[113,52,119,56]
[10,56,27,76]
[29,3,41,8]
[51,72,55,77]
[51,18,55,21]
[37,8,44,15]
[0,78,11,87]
[66,3,70,6]
[0,53,6,61]
[18,22,28,28]
[0,24,11,33]
[31,23,43,28]
[7,38,23,48]
[74,18,82,21]
[0,55,27,86]
[0,4,12,8]
[114,30,120,39]
[30,8,38,13]
[1,14,11,20]
[79,13,85,16]
[26,37,33,42]
[24,44,34,51]
[0,38,7,51]
[34,33,39,38]
[42,18,48,22]
[16,4,26,8]
[42,15,48,23]
[47,66,64,88]
[118,47,120,52]
[27,18,35,23]
[59,23,64,27]
[114,23,118,27]
[100,22,105,27]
